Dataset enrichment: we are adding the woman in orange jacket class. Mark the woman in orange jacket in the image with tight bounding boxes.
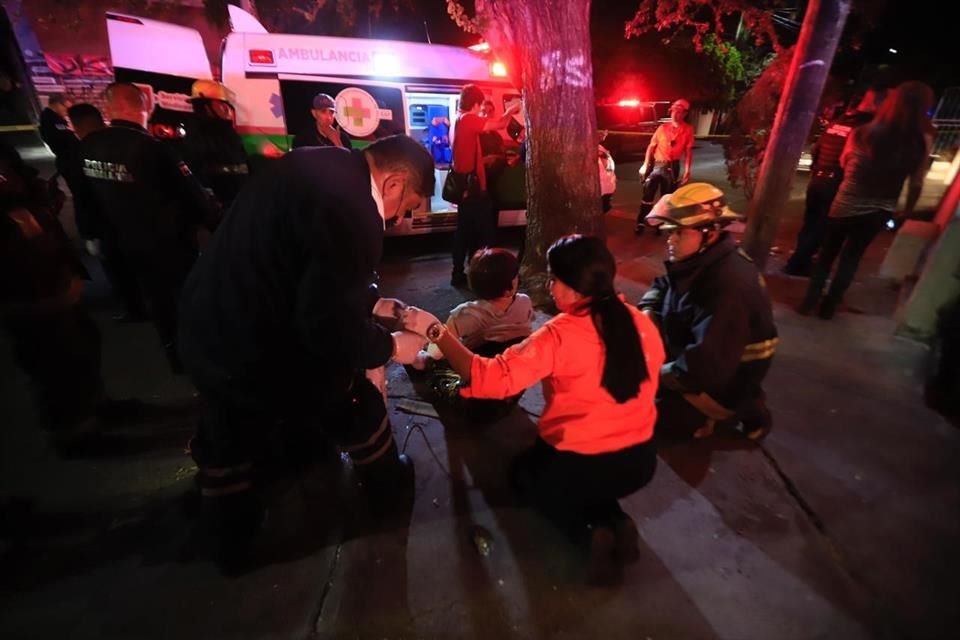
[426,235,664,583]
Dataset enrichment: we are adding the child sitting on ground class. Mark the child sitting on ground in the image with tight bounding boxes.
[420,247,533,363]
[416,248,534,415]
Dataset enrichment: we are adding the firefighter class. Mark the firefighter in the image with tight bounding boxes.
[177,135,435,573]
[183,79,250,209]
[636,98,695,235]
[639,183,777,441]
[80,82,220,373]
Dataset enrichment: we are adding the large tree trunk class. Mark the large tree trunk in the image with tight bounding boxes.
[742,0,851,271]
[477,0,601,300]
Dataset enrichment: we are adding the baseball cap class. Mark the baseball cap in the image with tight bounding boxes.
[312,93,336,110]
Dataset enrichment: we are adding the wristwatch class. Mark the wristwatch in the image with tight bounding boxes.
[426,322,445,343]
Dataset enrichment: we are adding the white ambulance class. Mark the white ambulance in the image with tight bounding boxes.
[105,5,526,235]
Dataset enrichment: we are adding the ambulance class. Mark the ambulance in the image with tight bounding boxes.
[105,5,526,235]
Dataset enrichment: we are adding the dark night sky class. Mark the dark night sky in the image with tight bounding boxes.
[380,1,958,94]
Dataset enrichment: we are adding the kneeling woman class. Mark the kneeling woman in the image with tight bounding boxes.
[427,235,664,582]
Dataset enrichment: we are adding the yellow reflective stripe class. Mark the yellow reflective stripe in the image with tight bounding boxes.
[741,347,776,362]
[743,337,779,352]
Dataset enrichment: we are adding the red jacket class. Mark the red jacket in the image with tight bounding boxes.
[461,304,665,453]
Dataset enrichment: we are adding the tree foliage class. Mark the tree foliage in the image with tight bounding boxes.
[721,45,791,200]
[625,0,786,51]
[204,0,414,36]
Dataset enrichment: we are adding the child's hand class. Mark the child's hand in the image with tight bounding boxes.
[411,350,433,371]
[400,306,441,337]
[392,331,425,364]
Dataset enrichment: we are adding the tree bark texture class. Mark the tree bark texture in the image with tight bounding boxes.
[742,0,851,271]
[477,0,601,295]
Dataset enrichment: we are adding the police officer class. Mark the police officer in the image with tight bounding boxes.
[291,92,352,149]
[177,135,435,572]
[39,93,75,170]
[639,183,778,441]
[81,82,220,372]
[183,80,250,209]
[636,99,695,234]
[782,89,883,276]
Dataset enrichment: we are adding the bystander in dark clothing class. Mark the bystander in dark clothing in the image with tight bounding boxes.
[0,145,104,447]
[783,97,879,276]
[799,82,934,319]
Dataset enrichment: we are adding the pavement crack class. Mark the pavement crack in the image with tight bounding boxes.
[758,444,825,533]
[758,443,897,639]
[309,541,343,638]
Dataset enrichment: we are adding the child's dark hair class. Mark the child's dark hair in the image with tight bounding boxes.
[547,235,648,403]
[468,248,520,300]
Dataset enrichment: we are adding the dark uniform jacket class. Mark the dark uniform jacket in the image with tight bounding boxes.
[638,233,777,415]
[178,147,393,401]
[39,108,76,172]
[291,125,352,150]
[182,116,250,209]
[1,173,80,314]
[80,120,219,273]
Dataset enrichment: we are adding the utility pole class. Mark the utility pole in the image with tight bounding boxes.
[742,0,852,270]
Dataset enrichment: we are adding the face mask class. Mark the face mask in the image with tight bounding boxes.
[370,174,386,229]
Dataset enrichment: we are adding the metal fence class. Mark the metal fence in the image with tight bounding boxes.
[932,87,960,161]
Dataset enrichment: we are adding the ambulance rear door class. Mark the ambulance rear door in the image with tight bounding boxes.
[105,12,213,144]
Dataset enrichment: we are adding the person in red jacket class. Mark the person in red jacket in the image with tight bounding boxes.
[415,235,665,584]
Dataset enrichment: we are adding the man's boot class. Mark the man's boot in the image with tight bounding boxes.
[796,286,821,315]
[818,295,839,320]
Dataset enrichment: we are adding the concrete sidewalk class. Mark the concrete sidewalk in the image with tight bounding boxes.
[1,144,958,639]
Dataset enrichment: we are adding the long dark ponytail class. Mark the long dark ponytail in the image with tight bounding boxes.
[547,235,648,403]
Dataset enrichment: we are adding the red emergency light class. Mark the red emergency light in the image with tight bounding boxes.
[617,99,641,107]
[249,49,275,65]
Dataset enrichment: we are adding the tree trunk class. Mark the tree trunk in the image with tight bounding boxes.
[742,0,851,271]
[477,0,601,301]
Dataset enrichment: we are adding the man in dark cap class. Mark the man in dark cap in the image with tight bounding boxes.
[292,92,352,149]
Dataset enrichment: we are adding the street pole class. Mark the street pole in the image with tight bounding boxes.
[742,0,851,270]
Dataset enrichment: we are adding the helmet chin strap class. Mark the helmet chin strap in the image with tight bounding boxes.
[695,225,720,255]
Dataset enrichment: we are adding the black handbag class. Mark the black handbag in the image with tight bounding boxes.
[442,170,481,205]
[442,122,484,205]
